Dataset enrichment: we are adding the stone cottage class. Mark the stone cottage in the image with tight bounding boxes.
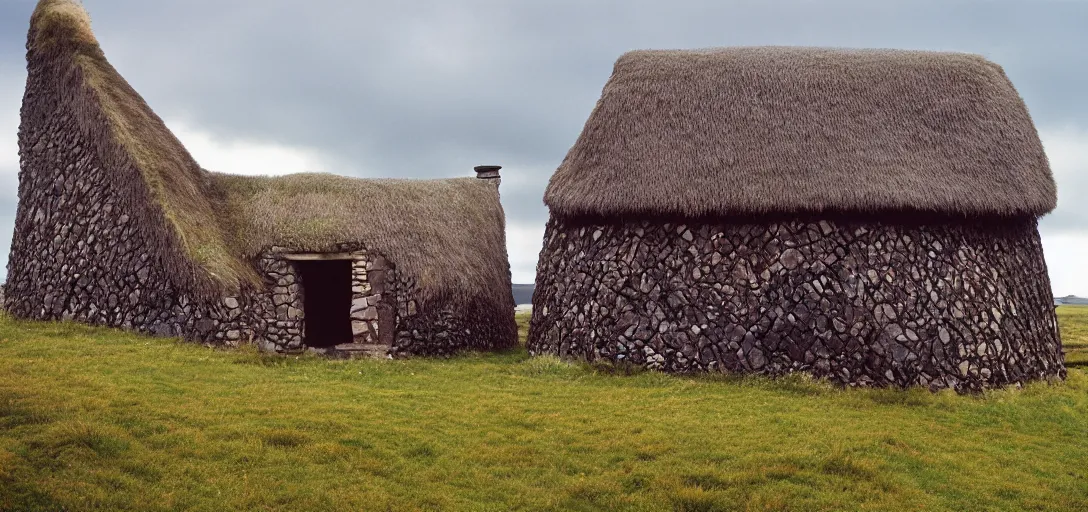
[529,47,1065,391]
[5,0,517,356]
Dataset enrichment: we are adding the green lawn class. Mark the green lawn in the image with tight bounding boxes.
[1060,305,1088,369]
[0,310,1086,511]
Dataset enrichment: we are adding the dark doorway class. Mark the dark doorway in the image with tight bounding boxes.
[296,260,353,348]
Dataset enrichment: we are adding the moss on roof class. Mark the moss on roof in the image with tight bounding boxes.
[209,173,513,303]
[30,0,257,292]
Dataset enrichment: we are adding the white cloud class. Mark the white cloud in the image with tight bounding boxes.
[1042,233,1088,297]
[505,221,545,284]
[0,102,18,284]
[0,97,19,172]
[1040,126,1088,230]
[1043,126,1088,172]
[167,120,334,176]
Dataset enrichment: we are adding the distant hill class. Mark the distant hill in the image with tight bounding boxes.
[512,284,535,305]
[1056,295,1088,306]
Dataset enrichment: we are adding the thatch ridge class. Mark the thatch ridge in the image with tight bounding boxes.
[31,0,94,50]
[29,0,256,293]
[208,173,513,305]
[545,47,1057,219]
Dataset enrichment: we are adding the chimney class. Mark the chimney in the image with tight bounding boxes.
[474,165,502,184]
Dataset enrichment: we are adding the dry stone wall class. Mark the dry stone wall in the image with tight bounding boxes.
[529,215,1064,392]
[349,253,391,345]
[388,274,517,356]
[250,250,304,352]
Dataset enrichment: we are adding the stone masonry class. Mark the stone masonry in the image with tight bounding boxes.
[529,216,1065,392]
[349,253,391,345]
[249,249,305,352]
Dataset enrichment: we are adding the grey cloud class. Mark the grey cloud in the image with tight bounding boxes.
[1041,173,1088,234]
[66,0,1088,224]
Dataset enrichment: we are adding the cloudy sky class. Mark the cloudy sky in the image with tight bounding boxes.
[0,0,1085,295]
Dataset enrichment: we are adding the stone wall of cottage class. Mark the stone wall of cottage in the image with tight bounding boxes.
[388,274,516,356]
[529,215,1065,392]
[349,253,392,346]
[247,250,304,352]
[5,83,249,344]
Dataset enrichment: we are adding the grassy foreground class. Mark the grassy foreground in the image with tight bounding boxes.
[1061,305,1088,370]
[0,310,1085,511]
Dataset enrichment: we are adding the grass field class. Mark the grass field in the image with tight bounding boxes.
[1061,305,1088,370]
[0,309,1085,511]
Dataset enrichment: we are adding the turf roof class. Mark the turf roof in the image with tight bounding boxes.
[210,173,513,303]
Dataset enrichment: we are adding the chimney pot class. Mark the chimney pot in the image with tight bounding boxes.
[474,165,502,180]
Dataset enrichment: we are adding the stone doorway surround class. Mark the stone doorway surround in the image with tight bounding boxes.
[256,248,395,356]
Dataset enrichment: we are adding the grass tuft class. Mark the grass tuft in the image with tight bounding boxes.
[681,473,730,491]
[0,393,54,429]
[31,421,131,461]
[513,354,583,377]
[670,486,725,512]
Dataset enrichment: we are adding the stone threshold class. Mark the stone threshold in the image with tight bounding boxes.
[302,343,393,359]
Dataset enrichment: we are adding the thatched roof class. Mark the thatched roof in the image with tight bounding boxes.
[209,173,513,304]
[29,0,251,292]
[28,0,513,305]
[545,47,1057,219]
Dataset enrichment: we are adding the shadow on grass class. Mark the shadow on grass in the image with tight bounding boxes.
[230,345,326,367]
[818,449,877,480]
[864,388,936,407]
[0,392,55,429]
[22,421,131,473]
[262,429,312,449]
[0,472,63,512]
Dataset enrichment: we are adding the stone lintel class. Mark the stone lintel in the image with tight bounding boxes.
[280,252,358,261]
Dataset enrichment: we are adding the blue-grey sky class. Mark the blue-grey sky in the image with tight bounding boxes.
[0,0,1086,294]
